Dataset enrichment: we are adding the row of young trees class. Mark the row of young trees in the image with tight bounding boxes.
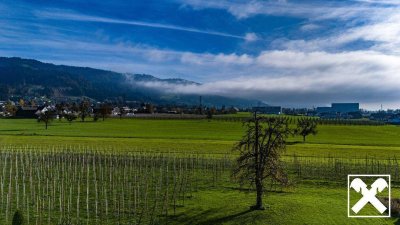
[53,100,114,123]
[0,148,232,224]
[290,154,400,181]
[215,116,385,126]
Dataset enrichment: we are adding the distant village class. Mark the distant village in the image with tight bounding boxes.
[0,96,400,124]
[0,96,240,120]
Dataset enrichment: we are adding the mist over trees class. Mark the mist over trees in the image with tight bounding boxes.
[0,57,257,107]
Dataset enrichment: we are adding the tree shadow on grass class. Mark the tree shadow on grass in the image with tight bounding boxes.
[197,209,253,225]
[286,141,303,145]
[224,186,292,194]
[0,129,24,132]
[167,208,254,225]
[167,209,215,225]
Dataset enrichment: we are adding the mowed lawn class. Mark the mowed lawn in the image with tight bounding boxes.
[170,182,400,225]
[1,118,400,158]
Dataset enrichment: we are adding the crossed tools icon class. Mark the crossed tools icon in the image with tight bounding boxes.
[349,177,389,214]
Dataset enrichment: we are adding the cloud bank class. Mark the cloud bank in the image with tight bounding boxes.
[137,49,400,108]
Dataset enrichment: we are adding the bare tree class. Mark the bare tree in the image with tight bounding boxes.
[145,103,154,114]
[118,106,126,119]
[5,101,17,117]
[206,107,214,120]
[79,99,90,122]
[296,118,318,142]
[37,107,55,130]
[55,103,65,121]
[93,113,99,122]
[100,103,112,121]
[64,111,78,124]
[233,113,291,210]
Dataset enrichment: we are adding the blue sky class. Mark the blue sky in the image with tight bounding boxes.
[1,0,399,109]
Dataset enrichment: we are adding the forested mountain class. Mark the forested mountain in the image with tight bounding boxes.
[0,57,257,107]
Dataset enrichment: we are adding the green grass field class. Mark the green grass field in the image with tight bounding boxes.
[1,118,399,224]
[170,183,400,225]
[1,118,400,158]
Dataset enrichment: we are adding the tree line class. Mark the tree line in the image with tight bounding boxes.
[36,99,130,129]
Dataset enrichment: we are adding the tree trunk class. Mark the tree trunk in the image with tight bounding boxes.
[253,177,264,210]
[303,135,306,142]
[251,111,264,210]
[45,122,48,130]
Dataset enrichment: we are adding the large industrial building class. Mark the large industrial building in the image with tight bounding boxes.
[316,103,360,118]
[252,106,282,115]
[331,103,359,113]
[317,103,359,114]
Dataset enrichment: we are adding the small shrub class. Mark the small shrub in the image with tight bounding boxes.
[12,210,24,225]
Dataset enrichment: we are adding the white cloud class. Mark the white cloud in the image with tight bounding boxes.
[244,33,259,42]
[178,0,391,21]
[134,49,400,108]
[337,13,400,51]
[300,24,321,32]
[353,0,400,5]
[279,11,400,55]
[180,52,253,66]
[35,10,255,41]
[3,35,399,108]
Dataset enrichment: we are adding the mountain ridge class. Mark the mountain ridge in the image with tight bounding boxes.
[0,57,258,107]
